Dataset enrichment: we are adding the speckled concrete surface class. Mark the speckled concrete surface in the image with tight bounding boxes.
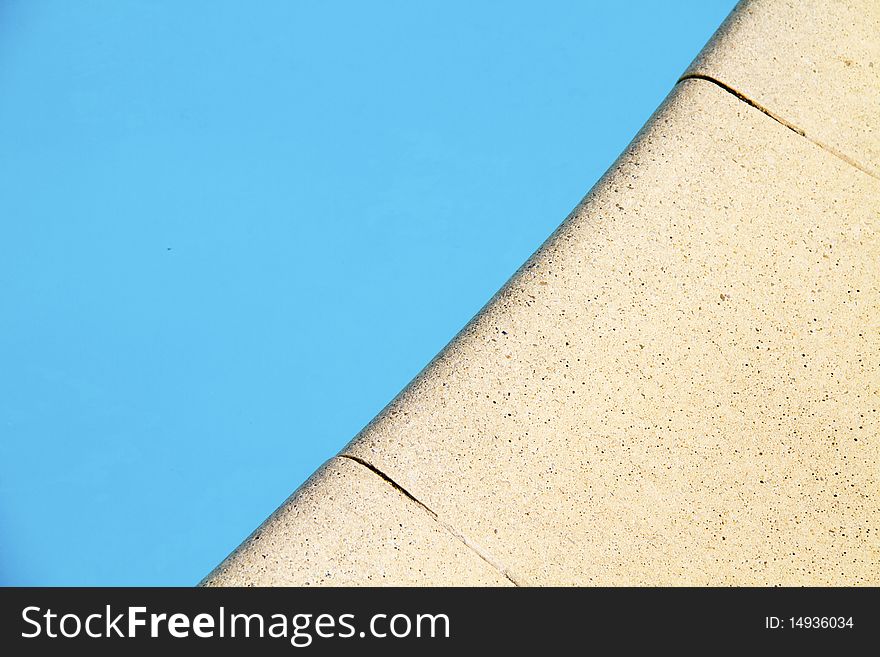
[339,78,880,586]
[205,7,880,586]
[683,0,880,178]
[201,457,513,586]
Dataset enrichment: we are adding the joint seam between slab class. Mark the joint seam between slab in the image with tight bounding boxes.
[337,454,522,586]
[678,73,879,181]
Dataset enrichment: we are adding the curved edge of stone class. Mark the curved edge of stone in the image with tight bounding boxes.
[202,2,880,586]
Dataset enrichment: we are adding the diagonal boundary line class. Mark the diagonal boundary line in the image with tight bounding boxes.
[679,73,879,182]
[338,454,522,586]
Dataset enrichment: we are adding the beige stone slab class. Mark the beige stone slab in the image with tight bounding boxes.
[200,456,513,586]
[683,0,880,178]
[342,78,880,585]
